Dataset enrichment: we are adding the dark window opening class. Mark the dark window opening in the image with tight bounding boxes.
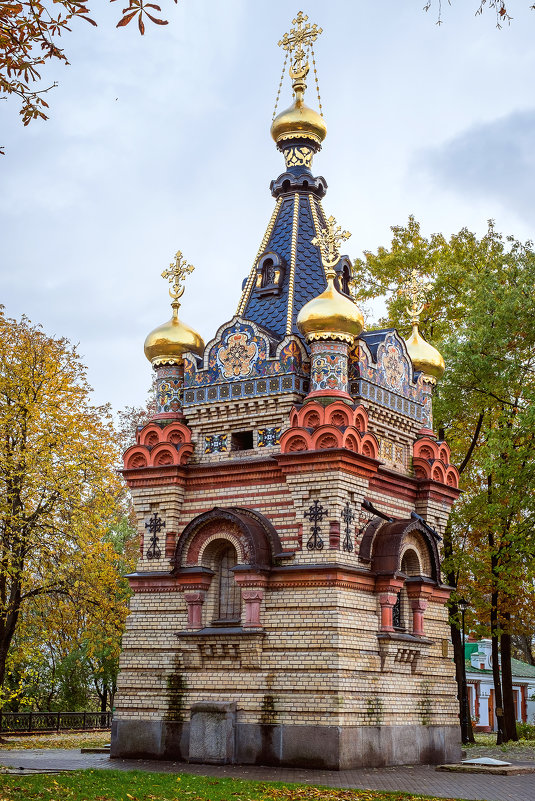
[262,258,276,287]
[231,431,254,451]
[341,266,351,295]
[213,544,241,624]
[392,592,403,630]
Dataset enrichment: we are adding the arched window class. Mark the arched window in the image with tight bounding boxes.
[341,264,351,295]
[215,543,241,623]
[255,252,284,295]
[261,258,276,287]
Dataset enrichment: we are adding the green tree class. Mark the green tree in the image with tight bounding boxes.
[354,219,535,742]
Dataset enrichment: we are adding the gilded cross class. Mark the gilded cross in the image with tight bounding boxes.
[312,215,351,269]
[399,268,427,324]
[161,250,195,303]
[278,11,323,77]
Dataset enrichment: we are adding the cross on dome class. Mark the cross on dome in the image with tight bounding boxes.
[161,250,195,308]
[278,11,323,80]
[400,268,428,324]
[311,215,351,271]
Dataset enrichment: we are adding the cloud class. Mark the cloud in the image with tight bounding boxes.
[416,109,535,224]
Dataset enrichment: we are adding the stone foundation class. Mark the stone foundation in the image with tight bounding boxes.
[111,719,461,769]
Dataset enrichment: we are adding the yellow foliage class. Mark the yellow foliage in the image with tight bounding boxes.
[0,308,127,690]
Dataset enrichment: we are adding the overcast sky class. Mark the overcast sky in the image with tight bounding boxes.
[2,1,535,413]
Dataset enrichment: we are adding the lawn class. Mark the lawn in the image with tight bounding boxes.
[0,770,463,801]
[0,731,110,750]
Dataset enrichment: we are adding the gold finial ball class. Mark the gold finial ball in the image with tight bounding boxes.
[297,272,364,343]
[405,324,445,383]
[144,315,205,366]
[271,98,327,146]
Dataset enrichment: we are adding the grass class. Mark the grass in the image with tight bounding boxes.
[463,731,535,760]
[0,769,465,801]
[0,731,110,750]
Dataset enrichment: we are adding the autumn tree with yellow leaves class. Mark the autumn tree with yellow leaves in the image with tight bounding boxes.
[0,307,130,701]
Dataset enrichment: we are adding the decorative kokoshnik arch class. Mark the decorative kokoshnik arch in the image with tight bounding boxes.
[172,507,286,630]
[360,516,444,639]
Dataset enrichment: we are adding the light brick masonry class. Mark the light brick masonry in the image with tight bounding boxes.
[112,25,462,765]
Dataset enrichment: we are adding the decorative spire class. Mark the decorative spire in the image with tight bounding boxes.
[400,269,444,386]
[277,11,323,95]
[400,268,427,325]
[271,12,326,158]
[311,215,351,274]
[161,250,195,319]
[144,248,204,367]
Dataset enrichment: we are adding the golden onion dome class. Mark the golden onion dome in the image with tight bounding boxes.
[271,95,327,147]
[144,311,205,366]
[405,323,445,384]
[297,270,364,343]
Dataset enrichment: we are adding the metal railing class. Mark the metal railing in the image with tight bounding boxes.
[0,710,112,734]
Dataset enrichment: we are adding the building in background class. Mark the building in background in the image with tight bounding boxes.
[465,640,535,732]
[111,12,461,768]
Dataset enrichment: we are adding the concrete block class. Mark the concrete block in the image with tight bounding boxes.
[189,702,236,764]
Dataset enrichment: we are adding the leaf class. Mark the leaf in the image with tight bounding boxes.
[116,11,138,27]
[145,13,168,24]
[138,15,145,34]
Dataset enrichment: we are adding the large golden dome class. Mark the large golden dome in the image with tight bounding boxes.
[144,313,205,366]
[271,95,327,146]
[405,323,445,383]
[297,271,364,343]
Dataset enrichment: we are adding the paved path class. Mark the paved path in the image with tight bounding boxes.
[1,749,535,801]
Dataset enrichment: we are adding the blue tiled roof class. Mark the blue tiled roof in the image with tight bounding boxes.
[241,193,328,340]
[361,329,394,360]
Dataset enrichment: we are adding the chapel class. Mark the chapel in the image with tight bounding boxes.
[111,12,462,769]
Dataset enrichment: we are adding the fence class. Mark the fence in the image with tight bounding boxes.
[0,710,112,734]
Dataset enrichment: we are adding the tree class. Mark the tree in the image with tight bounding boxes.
[0,0,176,127]
[425,1,535,27]
[353,219,535,742]
[0,307,122,693]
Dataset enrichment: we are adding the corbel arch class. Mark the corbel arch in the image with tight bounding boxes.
[173,506,284,571]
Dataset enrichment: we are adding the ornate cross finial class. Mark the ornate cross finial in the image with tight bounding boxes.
[278,11,323,81]
[312,215,351,271]
[161,250,195,308]
[399,268,427,324]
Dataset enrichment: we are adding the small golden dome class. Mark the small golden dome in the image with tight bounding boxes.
[144,312,205,366]
[271,95,327,146]
[405,323,445,383]
[297,271,364,343]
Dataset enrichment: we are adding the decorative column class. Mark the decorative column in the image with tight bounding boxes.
[154,363,184,418]
[177,569,214,631]
[307,338,352,402]
[409,598,428,637]
[406,578,433,637]
[233,569,268,629]
[184,591,206,630]
[417,373,435,436]
[376,578,404,633]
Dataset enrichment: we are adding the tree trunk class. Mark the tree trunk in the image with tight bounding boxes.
[490,593,505,744]
[450,612,474,743]
[100,688,108,713]
[501,616,518,742]
[443,520,474,743]
[512,634,535,666]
